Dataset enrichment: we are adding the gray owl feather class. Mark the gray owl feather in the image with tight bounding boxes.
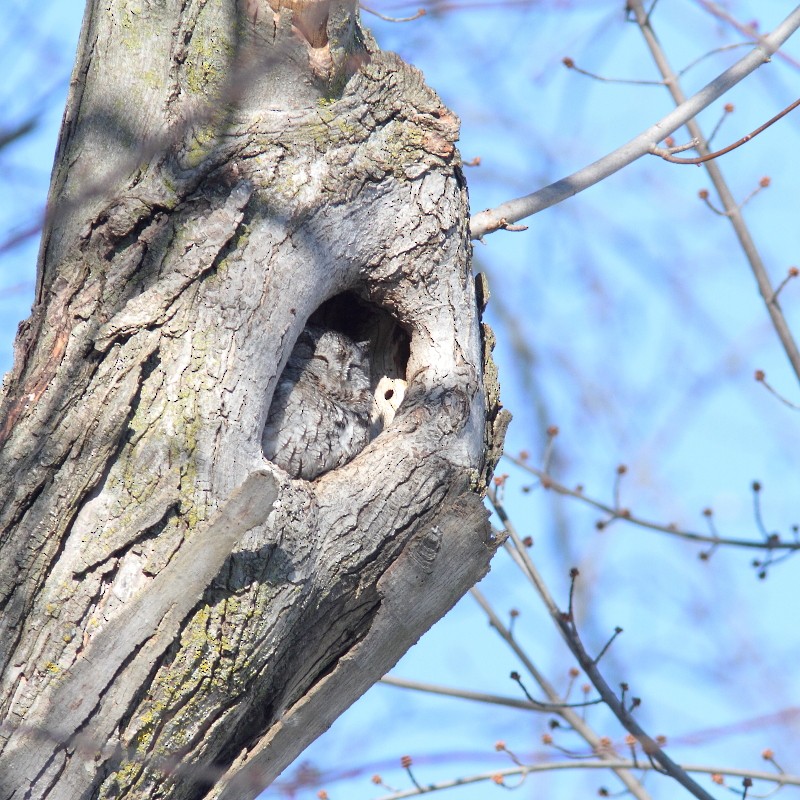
[262,325,375,479]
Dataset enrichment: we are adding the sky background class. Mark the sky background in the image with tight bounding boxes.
[2,1,800,799]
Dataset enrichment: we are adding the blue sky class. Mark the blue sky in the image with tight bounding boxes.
[2,2,800,799]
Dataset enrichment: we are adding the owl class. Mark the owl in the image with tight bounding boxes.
[262,325,376,479]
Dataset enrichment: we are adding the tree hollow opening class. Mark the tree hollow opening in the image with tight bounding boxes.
[262,292,410,479]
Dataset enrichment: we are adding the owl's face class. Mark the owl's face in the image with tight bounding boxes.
[304,329,371,395]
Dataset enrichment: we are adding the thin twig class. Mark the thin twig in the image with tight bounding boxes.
[705,102,733,146]
[0,117,37,151]
[359,4,426,22]
[770,266,800,303]
[562,57,665,85]
[509,455,800,552]
[592,626,623,666]
[677,42,752,79]
[643,0,660,26]
[510,670,604,711]
[612,465,627,511]
[400,756,424,792]
[650,97,800,164]
[737,179,771,211]
[661,138,702,155]
[754,370,800,411]
[379,675,573,712]
[693,0,800,70]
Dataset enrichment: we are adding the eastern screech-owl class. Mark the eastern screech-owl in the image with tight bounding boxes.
[262,325,375,479]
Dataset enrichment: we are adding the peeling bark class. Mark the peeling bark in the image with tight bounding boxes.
[0,1,508,798]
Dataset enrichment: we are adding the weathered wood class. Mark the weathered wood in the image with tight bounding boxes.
[0,1,507,797]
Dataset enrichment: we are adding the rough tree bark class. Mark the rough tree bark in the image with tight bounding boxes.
[0,1,508,798]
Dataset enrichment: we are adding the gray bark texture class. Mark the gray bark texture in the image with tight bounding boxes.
[0,0,509,798]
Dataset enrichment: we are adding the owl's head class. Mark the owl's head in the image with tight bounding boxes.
[303,326,371,393]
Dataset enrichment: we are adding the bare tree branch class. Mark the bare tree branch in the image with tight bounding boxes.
[629,0,800,383]
[506,454,800,554]
[372,759,800,800]
[469,5,800,239]
[489,491,718,800]
[472,573,653,798]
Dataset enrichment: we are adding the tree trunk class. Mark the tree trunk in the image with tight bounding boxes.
[0,1,508,798]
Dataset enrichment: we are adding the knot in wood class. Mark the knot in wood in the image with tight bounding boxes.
[408,524,442,572]
[434,386,470,434]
